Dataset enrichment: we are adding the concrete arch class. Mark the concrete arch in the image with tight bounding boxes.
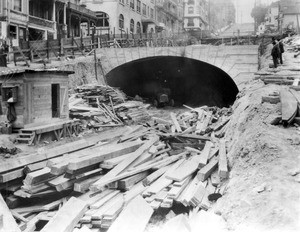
[96,45,259,87]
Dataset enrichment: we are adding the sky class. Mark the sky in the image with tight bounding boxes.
[233,0,274,23]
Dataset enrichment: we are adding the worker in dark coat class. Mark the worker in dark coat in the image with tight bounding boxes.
[271,40,280,68]
[277,39,284,64]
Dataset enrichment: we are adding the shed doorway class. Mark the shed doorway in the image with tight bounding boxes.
[51,84,60,118]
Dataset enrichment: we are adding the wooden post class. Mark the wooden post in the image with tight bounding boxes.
[92,26,98,83]
[80,29,84,52]
[113,27,115,39]
[60,38,64,57]
[47,39,50,59]
[72,31,75,56]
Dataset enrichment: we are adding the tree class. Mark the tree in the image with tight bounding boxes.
[251,5,268,30]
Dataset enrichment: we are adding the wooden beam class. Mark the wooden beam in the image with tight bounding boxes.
[41,197,87,232]
[197,156,219,181]
[0,168,24,183]
[218,139,229,178]
[107,196,153,232]
[170,113,182,132]
[0,139,96,173]
[90,137,158,190]
[198,141,213,168]
[67,140,144,171]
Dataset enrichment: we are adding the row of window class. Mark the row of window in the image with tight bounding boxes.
[119,14,142,33]
[120,0,154,19]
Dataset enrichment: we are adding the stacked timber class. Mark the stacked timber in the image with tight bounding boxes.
[69,85,150,128]
[0,105,232,232]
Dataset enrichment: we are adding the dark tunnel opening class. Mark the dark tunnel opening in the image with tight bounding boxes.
[106,56,239,107]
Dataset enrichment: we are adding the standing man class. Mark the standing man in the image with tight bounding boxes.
[278,39,284,65]
[271,40,280,68]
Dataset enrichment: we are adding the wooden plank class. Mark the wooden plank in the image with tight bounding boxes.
[0,168,24,183]
[124,182,148,204]
[166,155,200,182]
[198,141,213,168]
[90,191,121,209]
[90,137,158,189]
[170,113,182,132]
[24,161,48,174]
[67,140,144,171]
[218,139,228,178]
[41,197,87,232]
[107,196,153,232]
[0,194,21,232]
[142,166,169,186]
[0,139,96,173]
[197,156,219,181]
[23,167,54,185]
[118,171,149,190]
[90,153,185,192]
[280,89,298,125]
[74,175,103,193]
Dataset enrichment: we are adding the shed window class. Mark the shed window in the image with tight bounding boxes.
[119,14,124,29]
[96,12,109,27]
[187,18,194,26]
[1,86,18,103]
[130,0,135,10]
[14,0,22,12]
[188,7,194,14]
[137,22,141,33]
[130,19,134,33]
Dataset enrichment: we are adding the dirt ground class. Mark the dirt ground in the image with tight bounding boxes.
[1,40,300,232]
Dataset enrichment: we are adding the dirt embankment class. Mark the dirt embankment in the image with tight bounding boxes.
[212,79,300,232]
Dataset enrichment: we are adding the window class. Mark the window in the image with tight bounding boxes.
[142,4,146,15]
[14,0,22,11]
[137,22,141,33]
[9,25,17,39]
[147,6,150,16]
[19,27,26,41]
[119,0,124,4]
[130,19,134,33]
[150,8,154,19]
[130,0,135,10]
[187,0,194,4]
[96,12,109,27]
[187,18,194,26]
[137,0,141,13]
[119,14,124,29]
[188,7,194,14]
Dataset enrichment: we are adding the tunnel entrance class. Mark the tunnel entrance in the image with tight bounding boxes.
[106,56,238,107]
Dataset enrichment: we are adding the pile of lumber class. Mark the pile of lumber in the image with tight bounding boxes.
[69,85,150,128]
[0,105,232,232]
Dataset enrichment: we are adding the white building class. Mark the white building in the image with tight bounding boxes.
[183,0,208,31]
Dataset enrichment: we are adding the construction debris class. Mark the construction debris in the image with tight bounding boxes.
[69,84,150,128]
[0,104,232,231]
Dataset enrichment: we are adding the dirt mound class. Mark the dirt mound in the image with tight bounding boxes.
[212,80,300,231]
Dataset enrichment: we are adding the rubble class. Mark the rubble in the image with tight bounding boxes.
[0,104,232,231]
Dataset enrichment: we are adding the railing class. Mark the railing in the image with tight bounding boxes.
[28,16,55,29]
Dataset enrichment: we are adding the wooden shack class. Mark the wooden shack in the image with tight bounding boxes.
[0,69,73,129]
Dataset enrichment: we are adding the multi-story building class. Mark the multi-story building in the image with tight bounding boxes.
[156,0,184,35]
[183,0,208,31]
[82,0,156,36]
[264,1,279,32]
[0,0,96,46]
[279,0,300,34]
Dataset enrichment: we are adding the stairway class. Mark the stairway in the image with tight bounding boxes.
[16,130,36,145]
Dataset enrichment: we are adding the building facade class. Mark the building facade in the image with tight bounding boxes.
[279,0,300,34]
[264,1,279,33]
[0,0,96,46]
[183,0,208,31]
[82,0,183,37]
